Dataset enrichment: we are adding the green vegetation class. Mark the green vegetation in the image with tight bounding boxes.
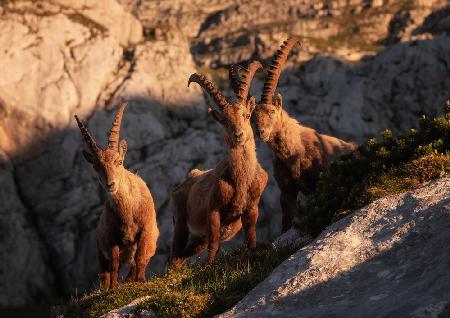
[63,243,301,318]
[296,103,450,236]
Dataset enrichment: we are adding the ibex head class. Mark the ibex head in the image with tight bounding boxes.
[252,38,301,142]
[188,61,262,147]
[75,102,128,194]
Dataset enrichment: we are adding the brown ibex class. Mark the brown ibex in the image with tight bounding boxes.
[75,102,159,289]
[169,62,268,267]
[252,38,356,232]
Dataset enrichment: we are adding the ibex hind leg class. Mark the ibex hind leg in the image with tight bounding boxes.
[280,190,297,232]
[97,249,110,290]
[182,235,208,258]
[124,264,137,283]
[168,236,207,270]
[169,205,190,268]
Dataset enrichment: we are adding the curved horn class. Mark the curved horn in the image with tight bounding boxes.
[107,102,127,150]
[229,64,242,96]
[74,115,101,153]
[188,73,230,110]
[261,37,301,104]
[236,60,263,105]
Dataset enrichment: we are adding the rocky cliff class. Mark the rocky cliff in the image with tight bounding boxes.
[219,176,450,318]
[0,0,449,307]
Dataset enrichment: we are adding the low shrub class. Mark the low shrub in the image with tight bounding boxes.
[296,102,450,236]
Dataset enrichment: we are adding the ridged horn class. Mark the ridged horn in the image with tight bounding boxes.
[107,102,127,150]
[229,64,242,96]
[261,37,301,104]
[236,60,263,105]
[74,115,101,153]
[188,73,230,110]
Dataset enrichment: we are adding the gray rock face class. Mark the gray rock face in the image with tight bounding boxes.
[0,150,55,306]
[219,176,450,318]
[277,37,450,143]
[1,0,450,307]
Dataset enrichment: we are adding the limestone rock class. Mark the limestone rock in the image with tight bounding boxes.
[187,0,450,66]
[50,0,143,46]
[0,10,122,155]
[219,176,450,318]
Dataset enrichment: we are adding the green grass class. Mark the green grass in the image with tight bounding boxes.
[63,243,301,318]
[296,102,450,236]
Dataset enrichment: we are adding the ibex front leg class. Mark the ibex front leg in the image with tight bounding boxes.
[242,205,258,250]
[135,229,155,282]
[207,210,221,263]
[110,245,120,289]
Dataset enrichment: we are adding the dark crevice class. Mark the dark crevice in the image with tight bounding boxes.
[98,48,138,110]
[10,162,64,299]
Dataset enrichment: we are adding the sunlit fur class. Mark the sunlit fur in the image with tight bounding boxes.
[253,94,356,232]
[75,104,159,289]
[170,70,268,267]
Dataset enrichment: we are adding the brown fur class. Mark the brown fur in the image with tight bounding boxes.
[253,104,355,231]
[75,103,159,289]
[253,37,356,231]
[170,68,268,266]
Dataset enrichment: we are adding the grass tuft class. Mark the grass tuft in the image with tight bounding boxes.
[63,243,301,318]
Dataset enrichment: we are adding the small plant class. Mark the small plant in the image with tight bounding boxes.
[296,102,450,236]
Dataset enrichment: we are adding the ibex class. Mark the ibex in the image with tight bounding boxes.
[252,38,356,232]
[75,102,159,289]
[169,62,268,267]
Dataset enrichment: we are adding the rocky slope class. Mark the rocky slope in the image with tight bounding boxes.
[0,0,449,307]
[219,176,450,318]
[133,0,450,65]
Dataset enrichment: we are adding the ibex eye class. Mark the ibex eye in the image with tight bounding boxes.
[246,114,250,119]
[117,160,123,165]
[271,110,276,114]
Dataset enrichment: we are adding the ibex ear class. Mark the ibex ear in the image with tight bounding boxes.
[208,108,224,124]
[274,93,283,109]
[119,139,127,157]
[82,150,94,164]
[246,96,256,114]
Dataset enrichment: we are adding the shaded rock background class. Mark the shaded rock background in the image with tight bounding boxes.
[0,0,449,308]
[219,176,450,318]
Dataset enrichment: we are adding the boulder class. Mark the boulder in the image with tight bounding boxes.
[220,176,450,317]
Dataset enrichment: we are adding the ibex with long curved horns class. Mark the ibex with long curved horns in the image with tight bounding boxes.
[75,102,159,289]
[169,62,268,267]
[252,38,356,232]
